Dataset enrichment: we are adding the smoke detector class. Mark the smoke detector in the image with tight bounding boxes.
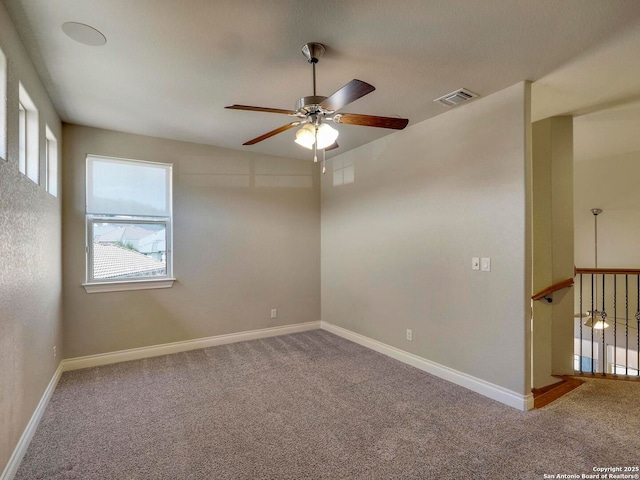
[434,88,479,107]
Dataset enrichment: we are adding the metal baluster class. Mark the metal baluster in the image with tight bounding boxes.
[602,274,606,375]
[626,276,629,377]
[579,274,583,374]
[613,275,617,376]
[591,274,595,374]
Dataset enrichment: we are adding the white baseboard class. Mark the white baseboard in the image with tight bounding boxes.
[63,321,321,371]
[1,362,64,480]
[321,321,534,411]
[2,321,320,479]
[2,319,530,480]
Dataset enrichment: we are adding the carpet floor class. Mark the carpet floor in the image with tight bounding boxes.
[14,330,640,479]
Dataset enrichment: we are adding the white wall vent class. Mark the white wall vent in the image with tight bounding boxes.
[434,88,479,107]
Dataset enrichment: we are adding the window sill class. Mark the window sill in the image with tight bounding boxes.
[83,278,176,294]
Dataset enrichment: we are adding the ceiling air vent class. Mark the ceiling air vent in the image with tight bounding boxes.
[434,88,479,107]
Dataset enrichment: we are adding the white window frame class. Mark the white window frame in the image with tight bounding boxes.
[83,155,174,293]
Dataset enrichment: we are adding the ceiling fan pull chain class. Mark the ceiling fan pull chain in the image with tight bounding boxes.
[322,148,326,174]
[313,126,318,163]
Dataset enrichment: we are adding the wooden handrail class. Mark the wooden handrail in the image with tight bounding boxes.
[532,268,640,302]
[575,267,640,275]
[532,277,574,302]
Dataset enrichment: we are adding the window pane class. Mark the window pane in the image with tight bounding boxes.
[87,155,170,216]
[18,103,26,174]
[91,222,167,280]
[19,83,39,184]
[46,127,58,196]
[0,47,6,160]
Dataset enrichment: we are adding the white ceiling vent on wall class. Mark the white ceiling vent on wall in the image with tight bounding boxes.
[434,88,479,107]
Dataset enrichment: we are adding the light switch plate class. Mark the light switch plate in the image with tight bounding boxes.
[472,257,480,270]
[481,257,491,272]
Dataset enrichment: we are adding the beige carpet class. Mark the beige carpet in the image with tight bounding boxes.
[14,330,640,479]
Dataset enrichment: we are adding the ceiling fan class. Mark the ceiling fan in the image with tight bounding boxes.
[226,42,409,172]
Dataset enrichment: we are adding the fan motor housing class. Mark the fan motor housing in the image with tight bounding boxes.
[296,96,328,115]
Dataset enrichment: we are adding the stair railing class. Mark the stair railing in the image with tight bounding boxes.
[574,268,640,377]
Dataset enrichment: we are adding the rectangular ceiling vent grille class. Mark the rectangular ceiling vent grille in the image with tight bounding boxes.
[434,88,479,107]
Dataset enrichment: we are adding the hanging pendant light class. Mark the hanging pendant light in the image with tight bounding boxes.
[584,208,609,330]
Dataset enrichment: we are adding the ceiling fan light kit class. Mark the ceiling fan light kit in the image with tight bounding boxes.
[294,124,317,149]
[226,42,409,173]
[315,123,340,149]
[584,316,609,330]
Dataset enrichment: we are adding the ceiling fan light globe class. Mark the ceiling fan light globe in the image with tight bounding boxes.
[593,320,609,330]
[295,124,316,149]
[316,123,339,149]
[584,316,609,329]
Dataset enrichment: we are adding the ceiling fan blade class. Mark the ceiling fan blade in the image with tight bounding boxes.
[325,141,339,151]
[320,79,375,112]
[226,105,297,115]
[334,113,409,130]
[242,122,300,145]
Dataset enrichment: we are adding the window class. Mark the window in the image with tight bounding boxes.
[0,47,6,161]
[18,83,39,183]
[45,126,58,196]
[84,154,174,293]
[18,102,26,174]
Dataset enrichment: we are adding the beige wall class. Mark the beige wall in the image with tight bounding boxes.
[62,125,320,358]
[321,83,532,395]
[574,102,640,268]
[573,112,640,372]
[574,152,640,268]
[0,3,62,475]
[531,117,574,389]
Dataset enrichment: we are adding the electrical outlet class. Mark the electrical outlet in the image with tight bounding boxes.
[270,308,277,319]
[53,346,57,360]
[406,329,413,341]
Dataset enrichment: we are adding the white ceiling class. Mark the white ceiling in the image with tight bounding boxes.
[5,0,640,160]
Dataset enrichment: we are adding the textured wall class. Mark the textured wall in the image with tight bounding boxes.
[62,125,320,358]
[0,3,62,475]
[321,83,531,395]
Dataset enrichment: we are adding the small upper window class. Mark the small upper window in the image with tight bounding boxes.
[0,47,6,161]
[84,154,174,293]
[18,83,39,184]
[45,126,58,197]
[18,102,26,174]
